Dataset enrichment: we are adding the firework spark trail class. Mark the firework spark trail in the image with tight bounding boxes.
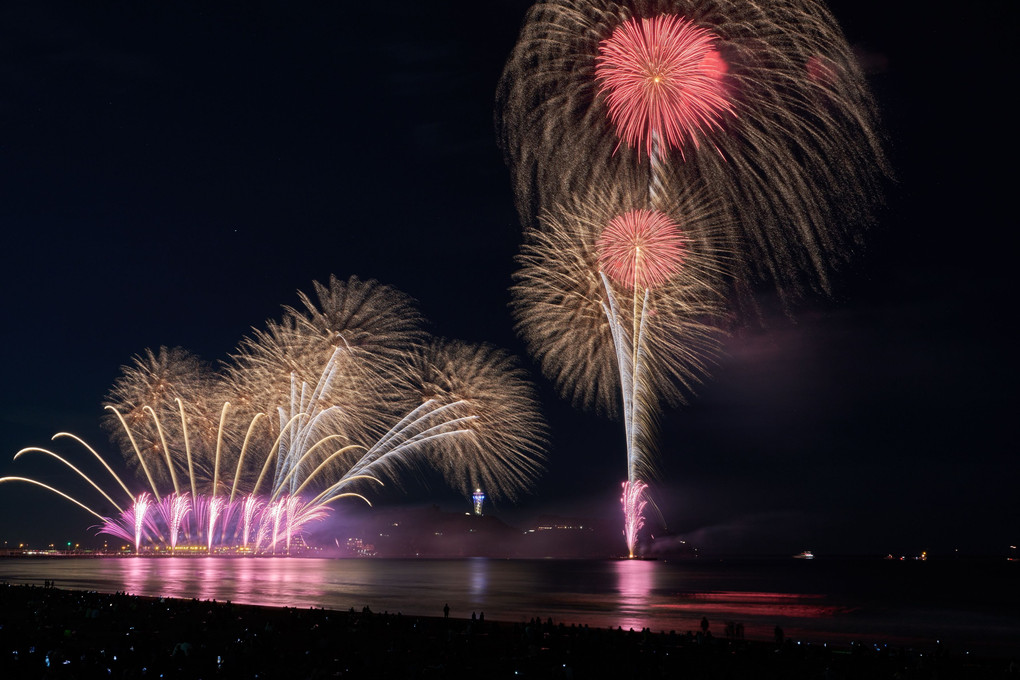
[156,493,192,551]
[513,191,725,555]
[273,351,347,498]
[497,0,887,304]
[206,496,226,552]
[512,191,726,417]
[621,479,648,558]
[5,341,546,554]
[267,499,284,554]
[284,495,302,553]
[241,494,261,547]
[598,211,682,556]
[228,412,268,503]
[96,511,134,546]
[224,275,427,469]
[132,493,152,554]
[600,273,652,482]
[253,516,270,553]
[13,445,127,513]
[320,400,466,487]
[5,275,548,553]
[0,477,106,520]
[143,405,179,496]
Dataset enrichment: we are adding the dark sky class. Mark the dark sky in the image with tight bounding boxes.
[0,0,1012,556]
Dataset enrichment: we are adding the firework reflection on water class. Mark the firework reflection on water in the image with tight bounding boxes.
[3,558,1013,654]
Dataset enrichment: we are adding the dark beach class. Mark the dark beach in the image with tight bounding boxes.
[1,582,1015,679]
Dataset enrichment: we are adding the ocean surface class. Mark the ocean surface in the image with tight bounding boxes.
[1,556,1016,656]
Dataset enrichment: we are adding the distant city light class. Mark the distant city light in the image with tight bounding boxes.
[472,489,485,516]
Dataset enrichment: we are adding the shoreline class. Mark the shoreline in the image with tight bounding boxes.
[1,582,1015,679]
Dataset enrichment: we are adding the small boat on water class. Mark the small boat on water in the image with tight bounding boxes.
[793,550,814,559]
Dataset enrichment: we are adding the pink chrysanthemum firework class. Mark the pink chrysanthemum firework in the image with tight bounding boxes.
[597,209,685,290]
[596,14,733,158]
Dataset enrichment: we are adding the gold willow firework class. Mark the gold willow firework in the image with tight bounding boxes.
[511,189,727,482]
[497,0,887,302]
[223,274,427,466]
[102,346,228,488]
[413,340,547,500]
[3,276,547,552]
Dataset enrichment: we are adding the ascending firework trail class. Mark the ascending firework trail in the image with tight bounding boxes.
[512,188,727,557]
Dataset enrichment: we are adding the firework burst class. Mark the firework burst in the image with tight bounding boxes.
[497,0,887,302]
[512,189,726,419]
[411,340,548,501]
[596,14,733,158]
[3,277,548,552]
[513,188,726,555]
[597,208,686,290]
[225,275,425,456]
[102,347,227,491]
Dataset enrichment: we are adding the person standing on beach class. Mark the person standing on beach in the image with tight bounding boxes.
[444,603,450,619]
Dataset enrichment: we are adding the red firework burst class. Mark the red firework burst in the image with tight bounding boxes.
[597,209,685,290]
[595,14,733,158]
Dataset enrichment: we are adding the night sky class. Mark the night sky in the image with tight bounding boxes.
[1,0,1012,556]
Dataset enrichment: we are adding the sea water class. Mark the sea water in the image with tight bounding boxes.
[1,556,1016,655]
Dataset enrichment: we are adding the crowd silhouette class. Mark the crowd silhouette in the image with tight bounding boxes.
[0,583,1013,679]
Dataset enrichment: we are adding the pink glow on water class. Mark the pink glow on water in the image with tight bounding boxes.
[596,14,734,158]
[614,557,655,630]
[8,559,1017,656]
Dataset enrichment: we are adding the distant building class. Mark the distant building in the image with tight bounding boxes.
[472,489,485,516]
